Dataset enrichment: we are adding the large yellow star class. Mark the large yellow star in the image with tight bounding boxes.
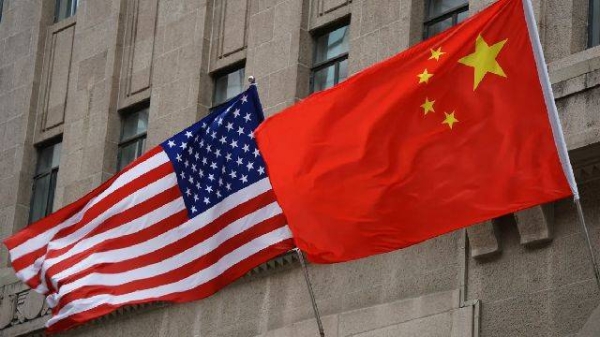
[443,112,459,129]
[417,69,434,84]
[429,47,445,61]
[458,35,508,90]
[421,98,435,115]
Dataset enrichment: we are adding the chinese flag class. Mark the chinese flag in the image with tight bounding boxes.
[255,0,577,263]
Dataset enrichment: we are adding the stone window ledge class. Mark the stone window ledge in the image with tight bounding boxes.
[549,45,600,84]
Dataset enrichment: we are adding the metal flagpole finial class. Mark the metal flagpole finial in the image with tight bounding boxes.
[248,75,256,85]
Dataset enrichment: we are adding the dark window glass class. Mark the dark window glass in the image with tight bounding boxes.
[424,0,468,39]
[118,107,148,171]
[0,0,4,23]
[590,0,600,47]
[311,25,349,93]
[55,0,78,22]
[213,68,245,107]
[30,142,62,223]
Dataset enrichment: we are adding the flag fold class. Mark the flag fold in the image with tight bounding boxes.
[5,86,294,333]
[255,0,575,263]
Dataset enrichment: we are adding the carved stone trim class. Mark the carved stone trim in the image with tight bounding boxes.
[19,291,46,321]
[0,293,17,329]
[308,0,352,32]
[219,0,248,59]
[38,20,76,134]
[120,0,159,105]
[575,161,600,184]
[315,0,352,17]
[245,251,298,277]
[0,286,50,334]
[572,143,600,184]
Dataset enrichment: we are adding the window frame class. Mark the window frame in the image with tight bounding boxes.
[212,65,246,109]
[423,1,469,39]
[117,104,149,171]
[310,22,350,93]
[29,141,62,224]
[54,0,78,23]
[589,0,600,47]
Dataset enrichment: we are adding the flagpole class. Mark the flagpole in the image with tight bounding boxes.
[294,248,326,337]
[522,0,600,291]
[249,75,325,335]
[574,199,600,290]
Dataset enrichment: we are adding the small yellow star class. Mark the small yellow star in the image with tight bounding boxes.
[458,34,508,90]
[443,112,459,129]
[421,98,435,115]
[417,69,434,84]
[429,47,446,61]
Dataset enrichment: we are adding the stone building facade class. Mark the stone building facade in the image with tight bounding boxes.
[0,0,599,336]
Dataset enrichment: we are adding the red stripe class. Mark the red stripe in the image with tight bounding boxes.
[46,238,295,334]
[11,247,46,273]
[5,177,117,252]
[43,186,182,293]
[7,147,167,294]
[54,191,277,290]
[48,162,174,245]
[56,214,287,310]
[4,146,162,250]
[45,182,180,261]
[119,146,164,172]
[45,209,189,289]
[8,150,170,276]
[16,182,179,278]
[24,274,42,293]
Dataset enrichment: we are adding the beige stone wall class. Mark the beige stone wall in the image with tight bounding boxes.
[0,0,599,336]
[0,0,55,267]
[53,0,123,209]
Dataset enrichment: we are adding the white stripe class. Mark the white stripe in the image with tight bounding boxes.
[50,178,273,284]
[88,152,171,209]
[46,226,292,328]
[51,201,282,303]
[522,0,579,199]
[16,258,44,284]
[41,198,186,287]
[16,172,177,284]
[34,283,48,295]
[9,151,170,261]
[47,173,177,251]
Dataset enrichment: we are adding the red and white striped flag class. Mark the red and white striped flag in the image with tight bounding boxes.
[4,86,294,333]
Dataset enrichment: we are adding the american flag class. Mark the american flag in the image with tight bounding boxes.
[4,85,294,333]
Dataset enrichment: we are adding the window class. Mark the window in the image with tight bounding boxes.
[30,142,62,223]
[311,24,349,93]
[590,0,600,47]
[55,0,78,22]
[213,67,245,107]
[117,107,148,171]
[424,0,469,39]
[0,0,4,23]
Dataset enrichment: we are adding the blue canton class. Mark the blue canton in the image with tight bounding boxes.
[160,86,268,218]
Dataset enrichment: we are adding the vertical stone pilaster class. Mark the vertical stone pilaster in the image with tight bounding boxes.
[245,0,305,115]
[0,0,56,266]
[53,0,125,207]
[146,0,211,148]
